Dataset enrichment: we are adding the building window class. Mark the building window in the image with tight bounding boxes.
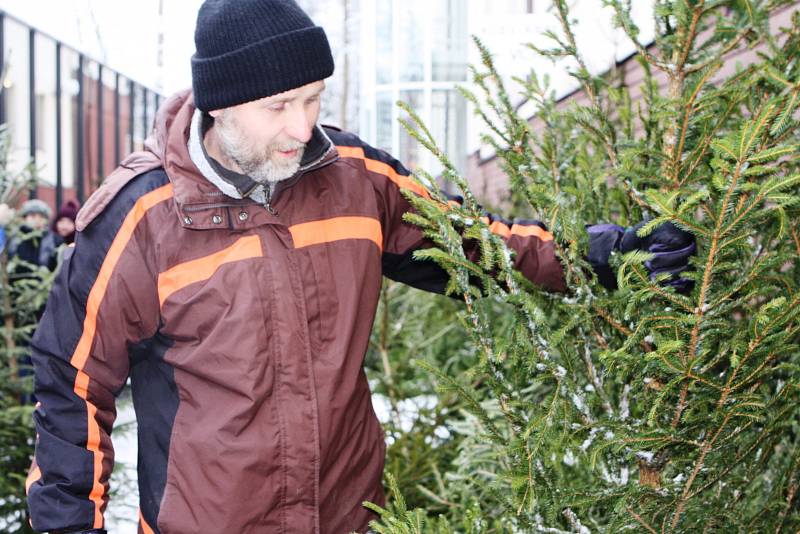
[376,91,393,154]
[364,0,469,175]
[4,18,31,175]
[398,89,423,169]
[34,34,57,187]
[398,0,425,82]
[60,47,79,190]
[431,89,467,177]
[432,0,468,82]
[375,0,393,85]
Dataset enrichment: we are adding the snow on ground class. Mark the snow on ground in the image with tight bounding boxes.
[106,389,139,533]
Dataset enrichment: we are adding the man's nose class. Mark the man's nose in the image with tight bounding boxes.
[285,107,314,143]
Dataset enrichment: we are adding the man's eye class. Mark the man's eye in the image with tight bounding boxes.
[267,104,285,112]
[306,96,320,104]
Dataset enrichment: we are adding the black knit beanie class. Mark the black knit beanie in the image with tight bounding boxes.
[191,0,334,112]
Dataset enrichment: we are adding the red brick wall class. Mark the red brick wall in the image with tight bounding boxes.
[34,79,135,211]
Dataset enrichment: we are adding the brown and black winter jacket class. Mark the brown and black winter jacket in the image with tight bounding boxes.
[25,90,565,534]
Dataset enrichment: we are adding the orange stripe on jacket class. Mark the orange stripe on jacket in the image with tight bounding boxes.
[336,145,431,199]
[336,145,553,243]
[139,509,156,534]
[69,182,173,529]
[290,216,383,251]
[480,216,554,242]
[157,235,263,306]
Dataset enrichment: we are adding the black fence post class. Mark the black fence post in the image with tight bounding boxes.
[114,72,120,166]
[97,64,103,186]
[28,28,36,198]
[55,41,62,209]
[76,54,84,203]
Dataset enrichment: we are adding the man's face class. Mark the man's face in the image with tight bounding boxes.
[210,80,325,184]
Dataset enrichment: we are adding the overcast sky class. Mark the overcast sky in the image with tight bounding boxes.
[0,0,656,97]
[0,0,203,93]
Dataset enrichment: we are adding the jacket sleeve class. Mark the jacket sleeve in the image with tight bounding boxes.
[337,138,566,294]
[25,174,169,532]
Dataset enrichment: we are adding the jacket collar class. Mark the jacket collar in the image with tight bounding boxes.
[152,91,337,229]
[187,110,335,204]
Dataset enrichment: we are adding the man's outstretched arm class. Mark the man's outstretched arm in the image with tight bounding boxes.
[336,134,694,294]
[331,135,565,293]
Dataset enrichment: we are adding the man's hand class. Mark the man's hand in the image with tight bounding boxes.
[587,221,696,292]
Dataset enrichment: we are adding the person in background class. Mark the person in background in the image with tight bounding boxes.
[8,199,53,276]
[6,199,58,406]
[40,200,80,270]
[52,200,79,245]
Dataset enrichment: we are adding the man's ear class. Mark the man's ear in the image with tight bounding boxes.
[208,109,222,119]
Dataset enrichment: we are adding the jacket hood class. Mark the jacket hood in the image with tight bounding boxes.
[77,89,337,232]
[150,89,221,208]
[149,89,337,209]
[75,90,196,231]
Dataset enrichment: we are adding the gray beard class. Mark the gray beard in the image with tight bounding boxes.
[229,147,305,184]
[215,117,305,184]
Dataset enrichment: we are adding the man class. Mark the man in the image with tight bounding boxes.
[25,1,694,533]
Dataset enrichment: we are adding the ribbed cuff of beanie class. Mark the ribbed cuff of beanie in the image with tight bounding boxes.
[191,26,334,111]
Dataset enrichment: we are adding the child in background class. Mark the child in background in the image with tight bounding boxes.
[40,200,80,269]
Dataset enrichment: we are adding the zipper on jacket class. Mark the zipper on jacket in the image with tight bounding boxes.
[262,183,277,215]
[258,146,339,215]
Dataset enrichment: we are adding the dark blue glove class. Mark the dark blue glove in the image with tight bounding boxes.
[587,221,696,292]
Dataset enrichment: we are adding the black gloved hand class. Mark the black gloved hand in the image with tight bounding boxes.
[587,221,696,292]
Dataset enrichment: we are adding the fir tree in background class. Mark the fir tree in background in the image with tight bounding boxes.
[367,0,800,532]
[366,282,470,516]
[0,126,49,534]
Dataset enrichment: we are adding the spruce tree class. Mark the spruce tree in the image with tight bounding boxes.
[365,282,471,515]
[367,1,800,532]
[0,125,49,534]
